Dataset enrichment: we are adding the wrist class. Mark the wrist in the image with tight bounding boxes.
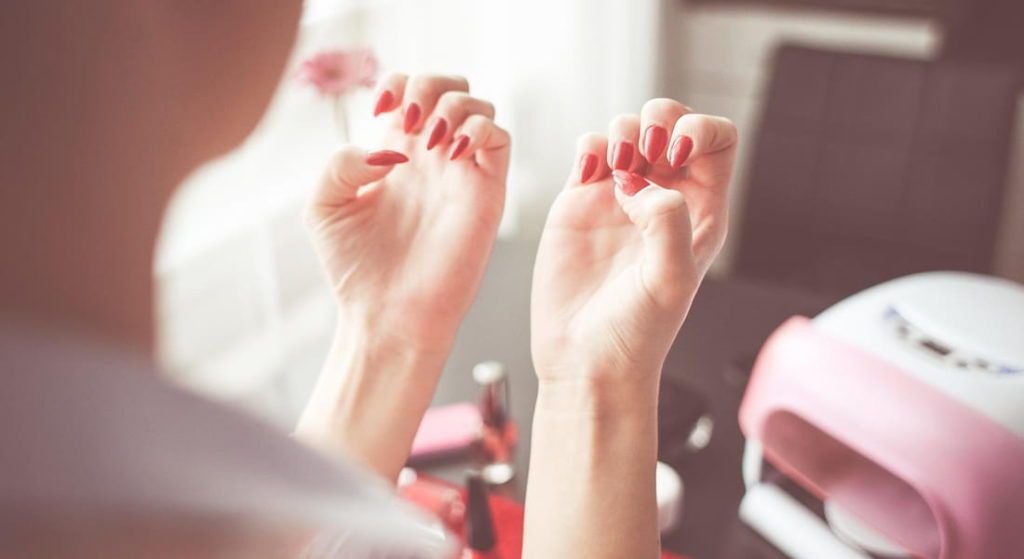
[535,375,660,417]
[331,307,456,362]
[334,303,459,359]
[311,315,453,405]
[294,316,453,479]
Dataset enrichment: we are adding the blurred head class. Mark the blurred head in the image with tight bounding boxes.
[0,1,306,346]
[1,1,303,195]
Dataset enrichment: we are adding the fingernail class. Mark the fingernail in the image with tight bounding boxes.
[426,118,448,150]
[366,150,409,166]
[642,125,668,163]
[373,90,394,117]
[403,103,421,134]
[612,170,648,196]
[449,134,470,160]
[669,135,694,170]
[578,153,598,183]
[612,141,634,171]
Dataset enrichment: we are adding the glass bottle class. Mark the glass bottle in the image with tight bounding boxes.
[472,361,517,485]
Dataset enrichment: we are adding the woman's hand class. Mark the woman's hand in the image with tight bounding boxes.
[524,99,737,559]
[531,99,737,398]
[296,74,508,481]
[305,74,509,353]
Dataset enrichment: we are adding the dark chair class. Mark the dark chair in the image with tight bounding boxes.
[735,43,1020,296]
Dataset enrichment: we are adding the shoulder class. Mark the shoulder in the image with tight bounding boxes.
[0,321,449,557]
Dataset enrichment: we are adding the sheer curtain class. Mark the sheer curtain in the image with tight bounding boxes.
[157,0,672,423]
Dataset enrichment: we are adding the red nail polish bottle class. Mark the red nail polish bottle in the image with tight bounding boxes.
[462,473,501,559]
[397,469,466,533]
[473,362,518,485]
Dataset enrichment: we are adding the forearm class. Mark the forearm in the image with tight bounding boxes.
[293,316,451,482]
[523,377,662,559]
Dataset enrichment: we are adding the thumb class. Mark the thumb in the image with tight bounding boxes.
[311,146,408,210]
[612,170,697,300]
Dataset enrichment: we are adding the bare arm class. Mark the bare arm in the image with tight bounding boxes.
[293,321,450,481]
[525,381,661,558]
[292,73,509,481]
[525,100,737,556]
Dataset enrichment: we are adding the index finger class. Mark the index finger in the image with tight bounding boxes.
[372,73,408,117]
[670,113,738,271]
[670,114,739,190]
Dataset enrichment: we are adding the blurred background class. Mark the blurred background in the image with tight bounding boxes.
[154,0,1022,556]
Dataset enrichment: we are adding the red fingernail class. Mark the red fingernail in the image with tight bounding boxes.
[373,90,394,117]
[366,150,409,166]
[642,125,668,164]
[403,103,421,133]
[449,134,470,160]
[426,118,448,150]
[669,135,694,170]
[612,141,634,171]
[612,170,649,196]
[578,153,598,183]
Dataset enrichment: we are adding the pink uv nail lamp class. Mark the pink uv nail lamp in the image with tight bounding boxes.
[739,272,1024,559]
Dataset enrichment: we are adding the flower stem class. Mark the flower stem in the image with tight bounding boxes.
[332,94,350,143]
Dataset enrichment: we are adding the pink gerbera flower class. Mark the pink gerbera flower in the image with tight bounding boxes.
[296,48,378,96]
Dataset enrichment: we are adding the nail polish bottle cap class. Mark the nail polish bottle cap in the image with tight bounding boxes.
[472,361,507,385]
[397,467,418,488]
[465,472,496,552]
[473,361,509,429]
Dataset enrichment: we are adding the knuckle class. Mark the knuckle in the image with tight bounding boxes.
[695,115,738,147]
[332,145,362,163]
[437,90,471,111]
[404,81,429,100]
[490,125,511,145]
[694,115,717,135]
[576,132,606,149]
[381,72,407,86]
[448,74,470,90]
[650,189,688,213]
[325,149,348,172]
[643,97,684,115]
[406,74,446,97]
[676,112,697,127]
[461,115,489,136]
[610,115,641,137]
[610,113,639,128]
[463,113,488,127]
[719,117,739,143]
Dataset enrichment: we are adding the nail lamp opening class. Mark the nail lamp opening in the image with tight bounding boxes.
[739,272,1024,559]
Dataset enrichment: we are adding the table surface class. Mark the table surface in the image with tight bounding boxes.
[421,238,833,559]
